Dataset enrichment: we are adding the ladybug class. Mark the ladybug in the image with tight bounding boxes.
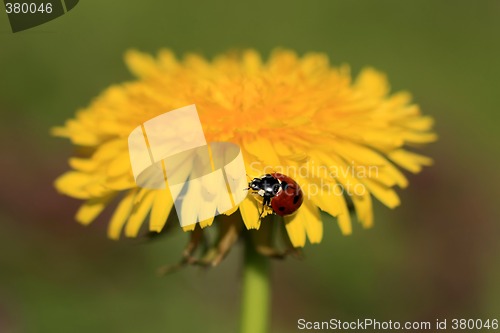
[247,173,303,217]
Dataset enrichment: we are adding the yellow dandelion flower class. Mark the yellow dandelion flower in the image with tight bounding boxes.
[53,48,436,264]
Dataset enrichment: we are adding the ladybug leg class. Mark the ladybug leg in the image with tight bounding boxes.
[258,204,265,220]
[262,195,270,207]
[257,194,272,221]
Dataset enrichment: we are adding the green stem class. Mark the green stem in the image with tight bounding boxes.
[239,237,270,333]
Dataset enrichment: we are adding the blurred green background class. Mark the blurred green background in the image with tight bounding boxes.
[0,1,499,332]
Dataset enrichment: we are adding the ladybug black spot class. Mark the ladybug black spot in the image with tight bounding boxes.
[293,195,300,204]
[278,206,285,212]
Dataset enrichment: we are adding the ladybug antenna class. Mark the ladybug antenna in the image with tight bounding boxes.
[244,174,252,191]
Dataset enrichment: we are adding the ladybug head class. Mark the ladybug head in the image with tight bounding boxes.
[248,175,281,197]
[248,178,262,191]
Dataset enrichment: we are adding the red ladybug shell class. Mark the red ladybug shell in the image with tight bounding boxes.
[270,173,303,216]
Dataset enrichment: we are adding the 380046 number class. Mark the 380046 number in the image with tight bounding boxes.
[5,2,53,14]
[451,319,498,330]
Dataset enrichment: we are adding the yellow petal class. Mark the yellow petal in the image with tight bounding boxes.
[272,141,308,162]
[184,53,210,72]
[299,200,323,244]
[358,129,404,147]
[149,188,174,233]
[182,224,196,232]
[313,151,364,196]
[284,213,306,248]
[388,149,433,174]
[198,180,218,228]
[125,50,159,78]
[93,139,127,162]
[179,180,201,227]
[300,53,329,77]
[337,211,352,235]
[308,184,342,218]
[158,49,179,71]
[222,205,238,216]
[83,181,109,198]
[239,197,262,230]
[362,178,400,209]
[199,216,215,228]
[125,190,155,237]
[54,171,94,199]
[399,116,435,131]
[108,189,137,240]
[106,174,135,191]
[329,142,408,188]
[243,137,281,168]
[290,162,352,235]
[355,67,389,98]
[269,49,299,74]
[402,131,438,144]
[313,176,352,235]
[352,191,373,228]
[106,152,131,178]
[51,123,100,146]
[293,171,342,216]
[242,49,262,74]
[69,158,97,172]
[76,193,116,225]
